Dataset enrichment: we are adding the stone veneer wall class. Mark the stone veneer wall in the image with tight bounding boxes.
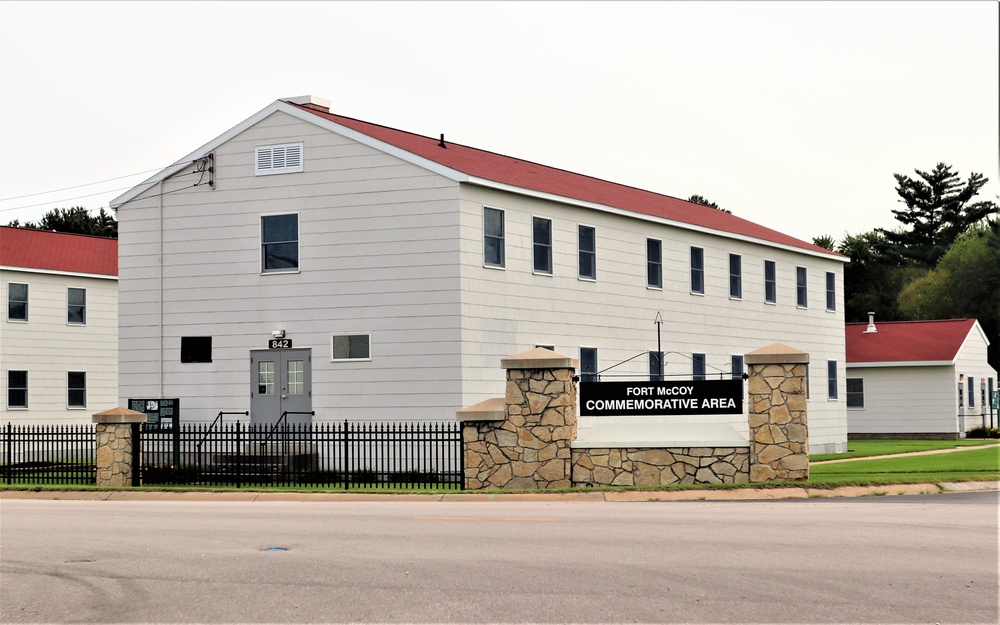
[461,349,577,489]
[93,407,146,487]
[746,344,810,482]
[572,447,750,486]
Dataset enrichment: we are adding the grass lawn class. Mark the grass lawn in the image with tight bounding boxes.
[810,438,998,462]
[808,446,1000,486]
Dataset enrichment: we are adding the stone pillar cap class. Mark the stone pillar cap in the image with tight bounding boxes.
[456,397,506,422]
[93,406,147,424]
[745,342,809,365]
[501,347,578,370]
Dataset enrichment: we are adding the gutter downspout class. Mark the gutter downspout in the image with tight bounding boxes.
[158,180,164,398]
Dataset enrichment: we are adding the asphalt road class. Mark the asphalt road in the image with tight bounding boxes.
[1,493,997,624]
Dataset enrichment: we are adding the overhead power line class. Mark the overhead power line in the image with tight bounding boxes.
[0,168,162,202]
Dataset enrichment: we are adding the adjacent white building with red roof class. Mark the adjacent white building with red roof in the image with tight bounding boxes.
[1,226,118,424]
[845,316,997,438]
[111,96,850,453]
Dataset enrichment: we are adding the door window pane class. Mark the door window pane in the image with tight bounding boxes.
[258,361,275,395]
[288,361,304,395]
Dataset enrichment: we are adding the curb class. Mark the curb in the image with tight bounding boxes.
[1,481,996,503]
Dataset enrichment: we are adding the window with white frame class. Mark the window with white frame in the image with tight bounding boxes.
[649,351,664,382]
[580,347,598,383]
[796,266,808,308]
[764,260,777,303]
[846,378,864,408]
[690,247,704,294]
[578,225,596,280]
[647,239,662,288]
[827,360,838,399]
[8,283,27,321]
[533,217,552,274]
[731,355,744,380]
[255,143,304,175]
[67,371,86,408]
[826,272,836,311]
[67,288,86,324]
[968,376,975,408]
[331,334,371,361]
[261,214,299,273]
[484,207,505,268]
[729,253,742,299]
[8,370,27,408]
[693,353,706,380]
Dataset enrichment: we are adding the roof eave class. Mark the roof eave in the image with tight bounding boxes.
[847,360,955,368]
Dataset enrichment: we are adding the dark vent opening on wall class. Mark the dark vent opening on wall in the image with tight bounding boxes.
[181,336,213,363]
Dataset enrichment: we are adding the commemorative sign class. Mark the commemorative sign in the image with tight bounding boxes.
[580,380,743,417]
[128,398,180,429]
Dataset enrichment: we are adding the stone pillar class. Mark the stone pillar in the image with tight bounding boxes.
[745,343,809,482]
[93,407,147,487]
[457,348,577,489]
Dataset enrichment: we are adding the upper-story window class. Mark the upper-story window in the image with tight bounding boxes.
[690,246,705,294]
[796,266,808,308]
[261,214,299,273]
[968,376,975,407]
[7,283,27,321]
[578,225,596,280]
[764,260,777,303]
[647,239,662,288]
[67,288,86,324]
[331,334,371,361]
[826,271,836,311]
[255,143,304,176]
[729,253,742,299]
[533,217,552,274]
[483,207,505,268]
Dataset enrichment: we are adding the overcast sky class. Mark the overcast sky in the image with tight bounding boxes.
[1,1,997,244]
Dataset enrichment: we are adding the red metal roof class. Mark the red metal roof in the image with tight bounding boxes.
[0,226,117,277]
[845,319,978,364]
[289,102,838,256]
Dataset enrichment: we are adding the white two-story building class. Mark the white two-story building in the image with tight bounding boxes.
[1,226,118,425]
[112,96,849,453]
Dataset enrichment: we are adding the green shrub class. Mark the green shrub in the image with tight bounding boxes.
[967,426,1000,439]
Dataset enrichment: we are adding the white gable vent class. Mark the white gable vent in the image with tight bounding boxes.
[255,142,304,176]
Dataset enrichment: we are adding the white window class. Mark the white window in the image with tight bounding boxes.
[258,361,275,395]
[67,288,86,324]
[827,360,838,400]
[690,247,704,294]
[255,143,304,176]
[484,207,505,268]
[764,260,777,303]
[647,239,662,288]
[67,371,86,408]
[331,334,371,361]
[8,283,27,321]
[288,361,304,395]
[826,272,836,311]
[8,370,27,408]
[533,217,552,274]
[846,378,864,408]
[796,267,808,308]
[261,214,299,273]
[729,254,742,299]
[580,347,598,383]
[578,225,596,280]
[693,353,706,380]
[649,351,664,382]
[731,355,744,380]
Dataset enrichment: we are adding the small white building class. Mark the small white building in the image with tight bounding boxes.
[1,226,118,424]
[845,316,998,438]
[111,95,850,453]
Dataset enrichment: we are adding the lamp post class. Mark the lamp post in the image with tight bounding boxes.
[654,312,663,382]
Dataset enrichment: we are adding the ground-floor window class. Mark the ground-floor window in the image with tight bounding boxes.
[846,377,864,408]
[67,371,86,408]
[8,370,27,408]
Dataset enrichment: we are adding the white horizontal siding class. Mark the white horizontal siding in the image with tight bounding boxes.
[846,366,957,434]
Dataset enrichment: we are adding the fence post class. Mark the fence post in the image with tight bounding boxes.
[93,407,147,487]
[4,422,11,485]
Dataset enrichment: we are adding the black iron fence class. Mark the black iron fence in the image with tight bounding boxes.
[2,420,464,489]
[2,423,96,485]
